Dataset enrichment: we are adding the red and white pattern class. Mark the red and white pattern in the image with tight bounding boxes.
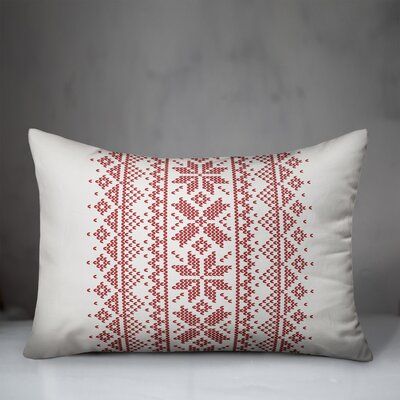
[87,151,313,353]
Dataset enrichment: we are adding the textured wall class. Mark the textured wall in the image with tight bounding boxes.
[1,0,399,318]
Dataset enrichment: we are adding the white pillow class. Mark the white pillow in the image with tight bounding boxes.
[24,128,372,361]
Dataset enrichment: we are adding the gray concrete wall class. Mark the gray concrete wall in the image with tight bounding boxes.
[1,0,399,318]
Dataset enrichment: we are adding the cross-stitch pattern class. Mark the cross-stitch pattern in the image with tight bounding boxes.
[87,150,313,353]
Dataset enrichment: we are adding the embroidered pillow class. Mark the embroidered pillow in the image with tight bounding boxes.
[24,129,372,361]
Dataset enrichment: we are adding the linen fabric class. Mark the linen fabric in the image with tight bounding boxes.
[24,129,372,361]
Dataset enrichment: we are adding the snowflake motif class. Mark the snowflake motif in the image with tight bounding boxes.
[173,160,228,194]
[173,305,231,345]
[172,197,231,247]
[172,252,231,302]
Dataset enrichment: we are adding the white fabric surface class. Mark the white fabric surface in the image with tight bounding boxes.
[1,315,399,400]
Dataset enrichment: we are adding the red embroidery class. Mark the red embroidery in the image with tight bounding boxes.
[172,252,231,303]
[172,160,229,194]
[88,151,313,353]
[169,158,233,351]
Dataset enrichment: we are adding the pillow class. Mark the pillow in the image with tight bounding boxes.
[24,128,372,361]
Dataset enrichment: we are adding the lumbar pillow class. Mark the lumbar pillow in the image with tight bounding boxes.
[25,128,372,361]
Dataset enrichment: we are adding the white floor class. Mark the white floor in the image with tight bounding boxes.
[0,315,399,400]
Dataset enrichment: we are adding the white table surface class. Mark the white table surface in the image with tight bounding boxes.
[0,315,399,400]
